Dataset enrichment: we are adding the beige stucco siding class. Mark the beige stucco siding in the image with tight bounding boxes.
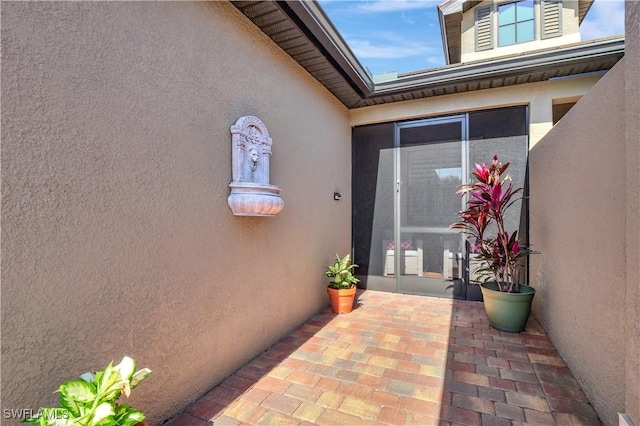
[349,73,602,147]
[460,0,582,63]
[625,2,640,423]
[529,4,640,424]
[529,61,627,426]
[1,2,350,424]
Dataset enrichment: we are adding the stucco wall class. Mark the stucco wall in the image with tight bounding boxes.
[349,73,602,147]
[625,2,640,423]
[459,0,582,63]
[1,2,350,424]
[529,60,627,426]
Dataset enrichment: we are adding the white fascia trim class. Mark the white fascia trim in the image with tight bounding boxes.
[438,0,466,16]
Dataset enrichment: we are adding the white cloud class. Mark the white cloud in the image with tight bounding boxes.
[318,0,450,71]
[349,40,419,58]
[426,55,445,66]
[347,35,440,59]
[401,12,415,25]
[579,0,625,40]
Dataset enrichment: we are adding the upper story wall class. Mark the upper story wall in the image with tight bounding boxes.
[460,0,582,63]
[1,2,350,424]
[350,72,602,148]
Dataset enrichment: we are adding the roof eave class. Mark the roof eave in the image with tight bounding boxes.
[437,6,452,65]
[579,0,595,24]
[374,37,624,95]
[279,1,374,95]
[231,1,623,109]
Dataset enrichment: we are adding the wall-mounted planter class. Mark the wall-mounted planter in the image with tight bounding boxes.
[228,116,283,216]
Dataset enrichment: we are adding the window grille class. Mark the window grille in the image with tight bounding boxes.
[498,0,535,47]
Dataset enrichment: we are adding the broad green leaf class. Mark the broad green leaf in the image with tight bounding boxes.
[27,357,150,426]
[93,370,104,388]
[73,412,93,426]
[45,408,73,426]
[114,356,136,381]
[91,402,115,424]
[101,385,124,402]
[130,368,152,389]
[40,416,56,426]
[117,409,145,426]
[99,369,122,397]
[114,404,131,417]
[97,363,118,394]
[22,412,42,424]
[59,390,82,417]
[93,416,118,426]
[49,419,74,426]
[58,380,96,403]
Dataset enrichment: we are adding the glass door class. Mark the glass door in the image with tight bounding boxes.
[393,117,466,297]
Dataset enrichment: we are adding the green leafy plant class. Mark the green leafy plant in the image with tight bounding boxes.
[450,154,535,293]
[325,253,360,289]
[24,356,151,426]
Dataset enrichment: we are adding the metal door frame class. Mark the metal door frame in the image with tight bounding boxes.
[392,115,468,294]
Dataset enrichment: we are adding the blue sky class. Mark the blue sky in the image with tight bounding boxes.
[318,0,626,75]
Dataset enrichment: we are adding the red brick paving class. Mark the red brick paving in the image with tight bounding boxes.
[165,290,602,425]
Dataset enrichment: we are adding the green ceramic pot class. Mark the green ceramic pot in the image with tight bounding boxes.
[480,282,535,333]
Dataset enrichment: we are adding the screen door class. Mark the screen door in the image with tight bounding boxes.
[394,117,467,297]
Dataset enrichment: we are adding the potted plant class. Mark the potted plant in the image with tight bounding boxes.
[325,253,360,314]
[24,356,152,426]
[450,154,536,332]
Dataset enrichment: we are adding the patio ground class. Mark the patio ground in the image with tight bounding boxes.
[165,290,601,425]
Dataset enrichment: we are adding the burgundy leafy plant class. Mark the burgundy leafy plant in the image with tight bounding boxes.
[450,155,533,293]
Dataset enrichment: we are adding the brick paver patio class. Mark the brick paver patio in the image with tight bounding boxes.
[166,290,601,425]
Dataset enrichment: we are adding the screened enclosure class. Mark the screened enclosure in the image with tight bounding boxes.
[352,106,529,299]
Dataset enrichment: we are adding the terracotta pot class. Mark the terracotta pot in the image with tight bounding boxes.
[327,285,357,314]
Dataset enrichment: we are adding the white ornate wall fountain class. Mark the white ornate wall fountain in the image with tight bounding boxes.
[228,116,284,216]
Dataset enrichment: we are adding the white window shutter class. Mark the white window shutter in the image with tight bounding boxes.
[476,5,493,51]
[541,0,562,39]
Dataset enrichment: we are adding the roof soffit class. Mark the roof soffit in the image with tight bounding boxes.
[231,1,623,109]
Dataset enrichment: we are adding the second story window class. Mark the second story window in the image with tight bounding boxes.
[498,0,535,46]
